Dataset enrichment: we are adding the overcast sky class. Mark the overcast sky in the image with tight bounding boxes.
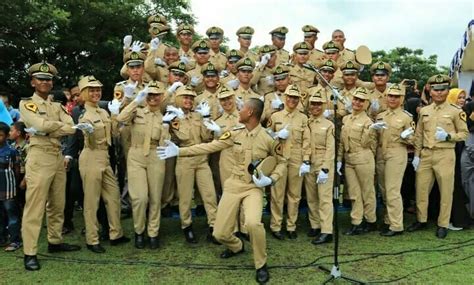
[190,0,473,66]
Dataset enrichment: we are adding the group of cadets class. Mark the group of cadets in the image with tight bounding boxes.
[17,13,468,284]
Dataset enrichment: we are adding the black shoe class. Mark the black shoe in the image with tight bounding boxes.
[24,255,40,271]
[47,243,81,253]
[312,233,333,245]
[86,244,106,253]
[220,243,244,259]
[195,205,206,217]
[110,236,131,246]
[287,231,297,239]
[256,264,270,284]
[207,227,221,245]
[183,225,197,244]
[307,228,321,237]
[407,222,427,232]
[380,229,404,237]
[344,224,364,236]
[235,231,250,241]
[436,227,448,239]
[363,222,378,232]
[149,237,160,249]
[135,233,145,249]
[271,231,284,240]
[380,223,390,233]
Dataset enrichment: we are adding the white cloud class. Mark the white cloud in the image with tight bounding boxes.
[190,0,473,66]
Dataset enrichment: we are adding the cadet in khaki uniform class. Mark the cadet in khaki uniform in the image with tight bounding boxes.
[235,58,260,101]
[250,44,278,95]
[270,26,290,65]
[116,81,170,249]
[375,84,415,236]
[145,45,180,85]
[206,26,227,71]
[146,23,171,65]
[170,85,218,243]
[236,26,259,62]
[186,39,212,93]
[304,91,335,245]
[77,76,129,253]
[158,98,287,283]
[307,59,338,112]
[336,60,361,118]
[195,63,223,121]
[289,42,316,95]
[176,24,195,61]
[331,29,355,62]
[368,61,392,119]
[268,85,311,239]
[220,49,244,86]
[337,87,378,235]
[318,41,345,89]
[20,62,80,271]
[302,25,324,66]
[408,74,468,239]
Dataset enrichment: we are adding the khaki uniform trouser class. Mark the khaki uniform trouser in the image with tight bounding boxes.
[22,146,65,255]
[209,152,222,198]
[270,155,304,232]
[176,155,217,229]
[416,148,455,228]
[377,147,406,231]
[127,147,165,237]
[213,177,267,269]
[345,150,377,225]
[304,162,334,234]
[161,157,177,207]
[79,148,123,245]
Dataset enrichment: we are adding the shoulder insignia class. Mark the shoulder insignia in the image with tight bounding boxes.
[171,120,180,130]
[411,121,416,129]
[115,80,126,86]
[274,142,283,156]
[24,102,38,113]
[460,111,467,122]
[232,125,245,131]
[60,104,69,114]
[450,103,461,109]
[403,110,413,117]
[219,131,231,140]
[266,118,273,128]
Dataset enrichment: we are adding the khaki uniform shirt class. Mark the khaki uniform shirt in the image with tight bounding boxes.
[209,49,227,71]
[338,111,377,162]
[307,114,335,170]
[251,65,276,95]
[170,111,213,147]
[235,85,260,101]
[275,48,290,66]
[375,107,415,152]
[195,87,222,121]
[289,64,316,94]
[79,103,112,150]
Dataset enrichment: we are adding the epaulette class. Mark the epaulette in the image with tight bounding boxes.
[315,48,324,53]
[232,125,245,131]
[450,103,461,109]
[196,90,204,96]
[115,81,127,86]
[21,97,32,100]
[403,110,413,117]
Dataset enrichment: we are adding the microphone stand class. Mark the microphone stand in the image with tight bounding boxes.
[303,64,364,284]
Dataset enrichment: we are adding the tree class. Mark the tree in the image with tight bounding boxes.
[0,0,196,105]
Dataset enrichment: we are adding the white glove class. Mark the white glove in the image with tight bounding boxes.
[123,35,132,50]
[123,81,138,99]
[412,156,420,171]
[298,163,310,176]
[316,170,329,184]
[150,37,160,51]
[276,124,290,139]
[73,123,94,134]
[154,57,166,67]
[370,99,380,113]
[220,70,229,78]
[258,53,271,68]
[25,127,40,136]
[265,75,274,86]
[323,109,334,119]
[179,55,190,65]
[167,81,183,94]
[108,99,121,115]
[336,161,343,176]
[400,127,415,139]
[259,95,264,102]
[370,121,388,130]
[157,140,179,160]
[236,96,244,110]
[435,127,449,141]
[252,171,273,188]
[203,119,221,135]
[271,93,283,110]
[345,100,353,114]
[195,101,210,117]
[162,112,177,124]
[226,79,240,90]
[166,105,185,119]
[134,86,148,104]
[190,76,201,87]
[131,40,144,52]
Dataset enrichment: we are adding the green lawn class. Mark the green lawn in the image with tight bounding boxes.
[1,210,474,284]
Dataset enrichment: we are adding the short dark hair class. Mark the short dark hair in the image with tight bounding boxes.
[0,122,10,135]
[247,98,264,120]
[13,121,26,138]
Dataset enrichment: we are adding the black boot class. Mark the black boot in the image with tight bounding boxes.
[149,236,160,249]
[86,244,106,253]
[183,225,197,244]
[220,242,244,258]
[110,236,131,246]
[135,233,145,249]
[256,263,270,283]
[312,233,333,245]
[407,222,427,232]
[207,227,221,245]
[24,255,40,271]
[344,224,364,236]
[307,228,321,237]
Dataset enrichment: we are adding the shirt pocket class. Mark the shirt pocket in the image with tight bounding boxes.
[292,126,304,144]
[232,144,246,164]
[438,115,454,133]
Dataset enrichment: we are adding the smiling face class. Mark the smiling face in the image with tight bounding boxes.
[219,96,235,112]
[387,94,402,109]
[352,97,366,112]
[285,95,299,110]
[31,77,53,96]
[181,95,194,111]
[146,93,162,108]
[430,88,449,104]
[309,101,323,116]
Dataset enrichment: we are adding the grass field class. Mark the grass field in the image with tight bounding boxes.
[1,208,474,284]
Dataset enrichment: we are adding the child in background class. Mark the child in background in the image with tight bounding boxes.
[10,121,28,212]
[0,122,22,251]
